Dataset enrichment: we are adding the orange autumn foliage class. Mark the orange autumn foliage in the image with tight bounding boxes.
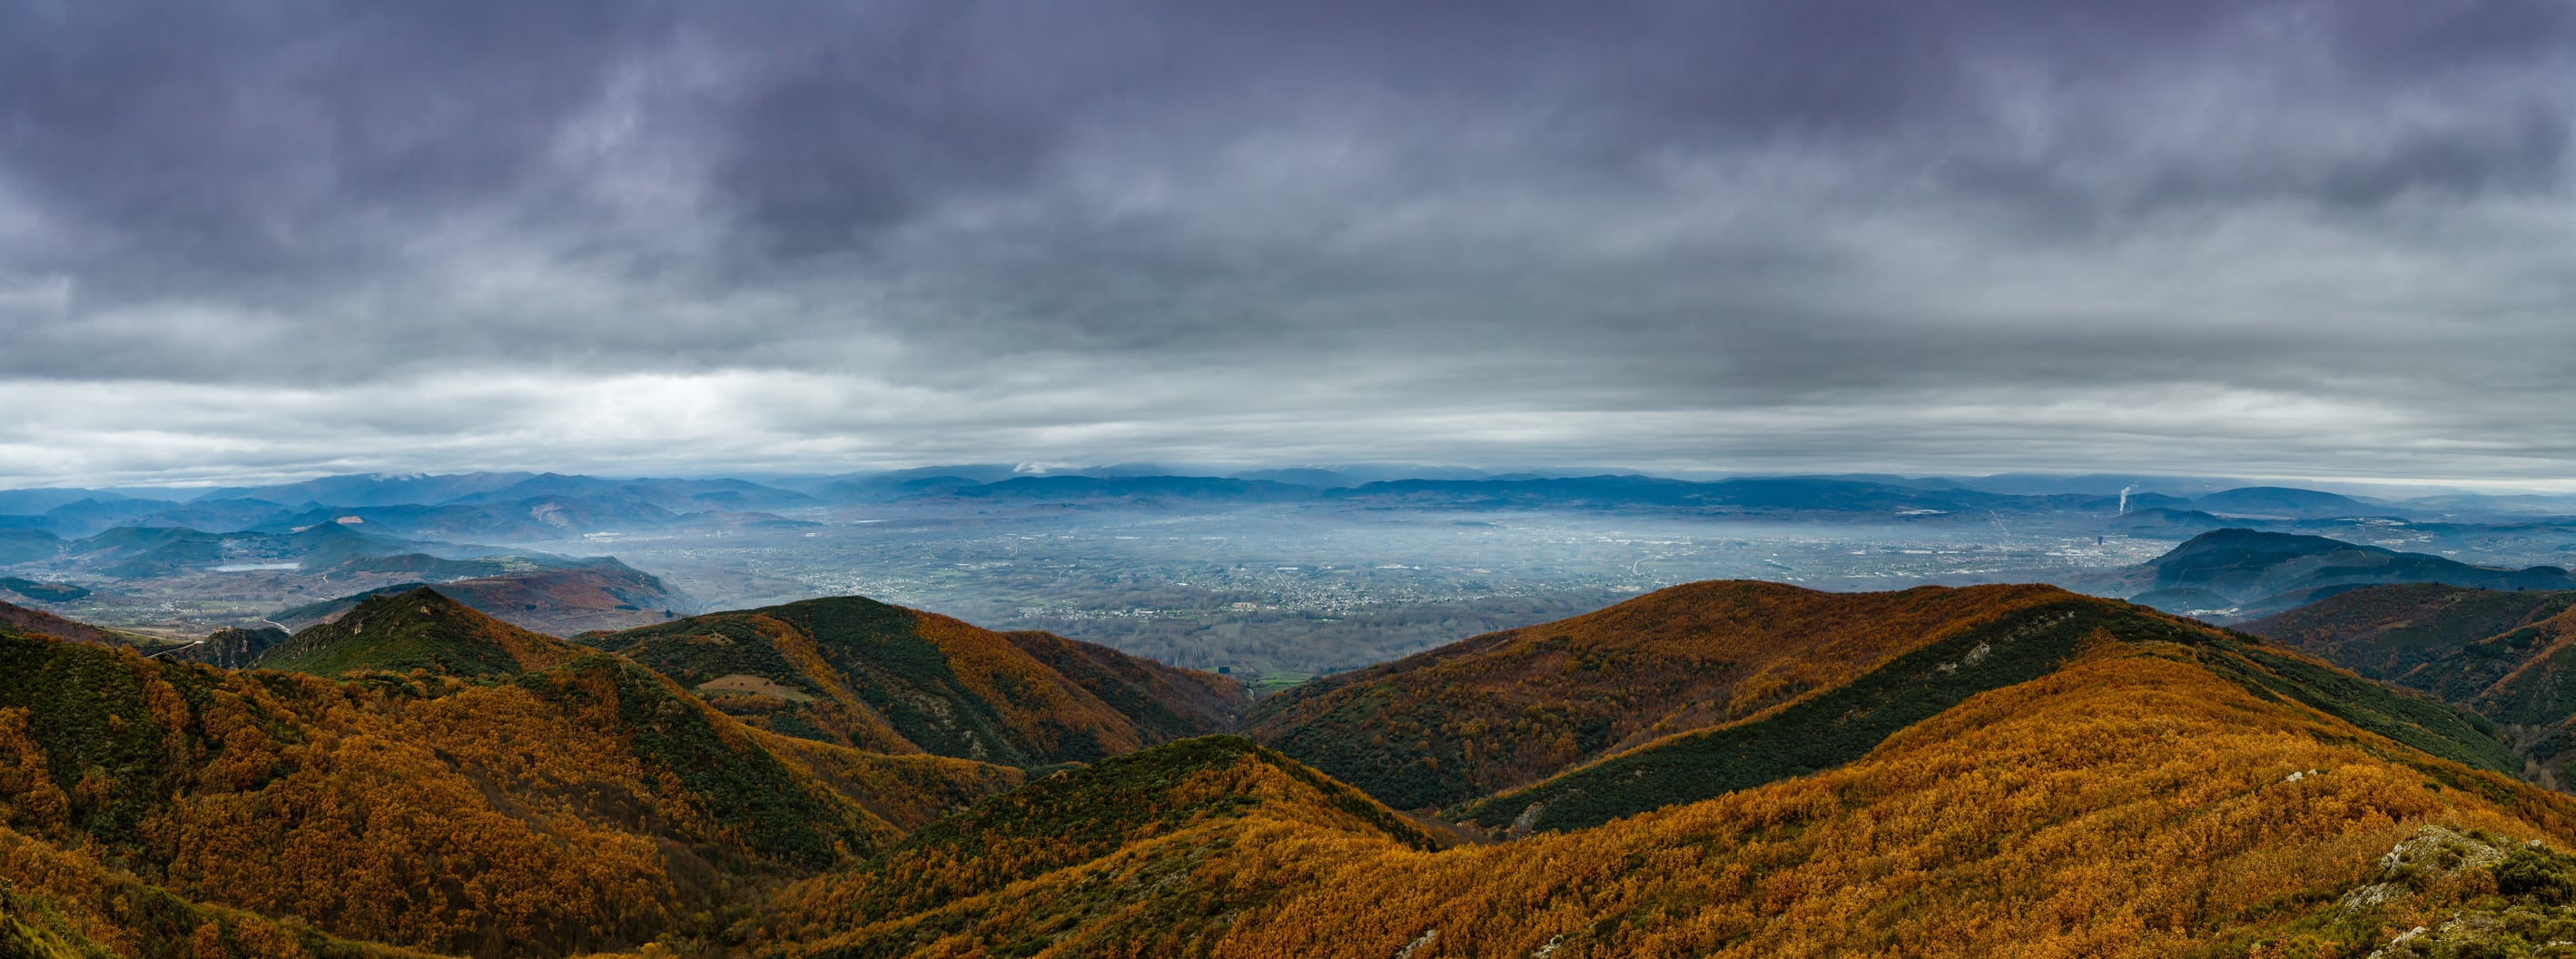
[1245,581,2098,808]
[597,596,1243,766]
[0,624,1020,959]
[775,643,2576,959]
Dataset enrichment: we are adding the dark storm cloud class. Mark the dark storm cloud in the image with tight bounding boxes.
[1,0,2572,485]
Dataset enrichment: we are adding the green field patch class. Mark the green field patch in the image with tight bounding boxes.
[1252,671,1314,695]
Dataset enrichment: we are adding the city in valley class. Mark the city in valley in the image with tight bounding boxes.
[8,470,2570,685]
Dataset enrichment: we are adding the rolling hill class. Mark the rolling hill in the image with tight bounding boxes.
[51,522,444,579]
[1212,645,2576,958]
[415,559,686,634]
[0,614,1022,958]
[13,578,2576,957]
[2245,583,2576,681]
[752,624,2576,958]
[0,598,135,648]
[256,588,591,678]
[756,736,1438,955]
[1241,580,2108,809]
[170,625,290,668]
[2105,529,2576,618]
[270,559,688,636]
[1242,578,2521,832]
[1456,593,2518,833]
[591,596,1247,766]
[0,577,87,603]
[0,530,62,565]
[2245,583,2576,784]
[2187,485,2386,519]
[2106,505,2236,538]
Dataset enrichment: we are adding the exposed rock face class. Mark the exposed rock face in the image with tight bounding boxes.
[2341,825,2509,913]
[2353,826,2576,959]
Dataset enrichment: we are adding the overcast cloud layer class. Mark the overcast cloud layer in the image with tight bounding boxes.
[3,0,2573,487]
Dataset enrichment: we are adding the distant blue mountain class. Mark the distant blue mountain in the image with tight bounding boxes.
[35,498,183,537]
[2188,486,2387,519]
[1318,475,2019,513]
[196,471,538,508]
[2123,529,2576,619]
[0,489,144,515]
[443,473,815,511]
[940,475,1318,503]
[59,521,446,578]
[2,470,2562,547]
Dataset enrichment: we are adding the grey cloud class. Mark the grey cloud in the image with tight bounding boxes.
[0,0,2572,484]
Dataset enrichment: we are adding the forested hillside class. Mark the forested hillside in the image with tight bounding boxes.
[0,598,135,648]
[10,581,2576,957]
[2246,583,2576,681]
[1245,581,2134,808]
[1185,644,2576,957]
[1462,595,2517,832]
[753,640,2576,957]
[2248,583,2576,784]
[0,618,1019,957]
[591,595,1245,766]
[258,588,587,678]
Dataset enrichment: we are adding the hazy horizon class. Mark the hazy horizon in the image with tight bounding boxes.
[14,463,2576,502]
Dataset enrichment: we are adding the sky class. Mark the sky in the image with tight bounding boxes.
[3,1,2574,488]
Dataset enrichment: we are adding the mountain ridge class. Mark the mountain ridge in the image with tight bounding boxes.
[2246,583,2576,785]
[13,575,2576,955]
[2107,529,2576,619]
[1461,593,2519,833]
[257,587,589,678]
[592,594,1248,767]
[0,616,1022,957]
[1243,580,2100,809]
[746,594,2576,958]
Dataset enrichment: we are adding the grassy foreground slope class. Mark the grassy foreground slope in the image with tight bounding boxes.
[1243,581,2092,809]
[595,595,1245,766]
[759,641,2576,958]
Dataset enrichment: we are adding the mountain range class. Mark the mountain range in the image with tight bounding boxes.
[13,471,2576,661]
[13,470,2576,541]
[586,595,1246,764]
[7,572,2576,955]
